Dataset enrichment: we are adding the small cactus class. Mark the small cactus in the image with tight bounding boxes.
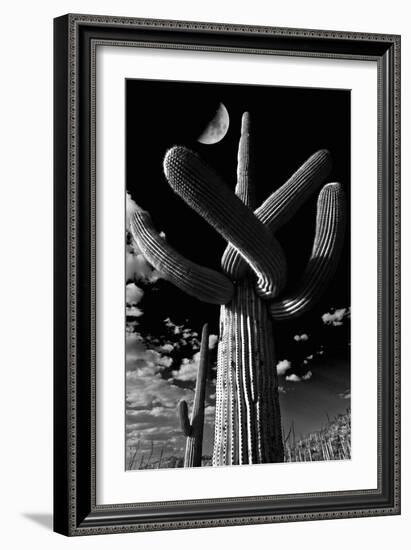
[178,324,210,467]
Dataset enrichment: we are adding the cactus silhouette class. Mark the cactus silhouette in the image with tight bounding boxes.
[130,112,346,465]
[177,323,210,467]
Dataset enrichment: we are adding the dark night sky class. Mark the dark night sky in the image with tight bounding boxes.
[125,78,351,462]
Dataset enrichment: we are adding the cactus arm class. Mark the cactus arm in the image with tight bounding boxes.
[269,182,346,320]
[257,148,332,231]
[222,149,332,280]
[234,112,256,209]
[163,146,287,299]
[130,208,234,305]
[178,400,192,437]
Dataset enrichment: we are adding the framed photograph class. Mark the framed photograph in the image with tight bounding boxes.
[53,14,400,536]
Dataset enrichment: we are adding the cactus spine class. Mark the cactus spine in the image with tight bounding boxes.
[178,323,210,467]
[131,111,346,466]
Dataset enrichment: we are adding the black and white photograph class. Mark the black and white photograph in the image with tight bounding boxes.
[125,79,351,470]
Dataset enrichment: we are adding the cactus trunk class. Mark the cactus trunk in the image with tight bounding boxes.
[213,279,284,465]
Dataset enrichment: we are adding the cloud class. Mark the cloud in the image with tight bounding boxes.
[294,333,309,342]
[126,282,144,305]
[164,318,183,334]
[160,343,174,354]
[322,307,350,326]
[285,374,301,382]
[126,283,144,317]
[127,370,185,410]
[126,407,177,427]
[338,389,351,400]
[276,359,291,376]
[285,370,312,382]
[163,318,202,350]
[171,353,201,382]
[208,334,218,349]
[126,331,173,373]
[126,306,144,318]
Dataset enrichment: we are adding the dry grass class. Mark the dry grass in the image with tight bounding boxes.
[284,410,351,462]
[127,410,351,469]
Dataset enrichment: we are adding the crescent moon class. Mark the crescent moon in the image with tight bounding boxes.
[197,103,230,145]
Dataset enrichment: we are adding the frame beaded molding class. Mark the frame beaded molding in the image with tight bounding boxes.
[67,15,78,533]
[61,13,400,536]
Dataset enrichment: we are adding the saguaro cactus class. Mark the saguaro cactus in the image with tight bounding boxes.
[178,323,210,467]
[130,112,346,466]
